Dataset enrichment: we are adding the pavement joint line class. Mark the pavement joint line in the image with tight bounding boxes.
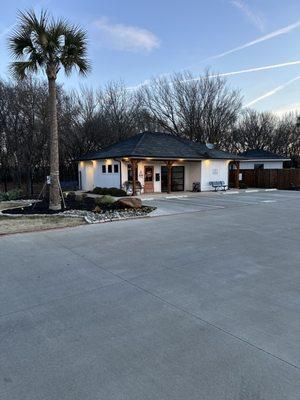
[45,234,300,372]
[0,280,123,320]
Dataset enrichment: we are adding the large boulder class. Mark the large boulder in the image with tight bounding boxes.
[117,197,142,209]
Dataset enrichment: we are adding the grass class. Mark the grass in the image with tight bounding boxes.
[0,200,30,211]
[0,215,86,235]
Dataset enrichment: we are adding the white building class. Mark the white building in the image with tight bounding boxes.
[240,149,289,170]
[78,131,241,193]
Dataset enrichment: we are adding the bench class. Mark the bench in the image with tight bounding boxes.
[192,182,200,192]
[209,181,227,191]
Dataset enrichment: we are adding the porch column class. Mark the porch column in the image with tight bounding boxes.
[130,159,138,196]
[235,161,240,189]
[166,161,174,194]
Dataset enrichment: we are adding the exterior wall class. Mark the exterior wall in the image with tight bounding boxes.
[78,159,231,193]
[78,161,95,191]
[78,160,121,191]
[240,161,284,170]
[120,160,202,192]
[200,159,231,191]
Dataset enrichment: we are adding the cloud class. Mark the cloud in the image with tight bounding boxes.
[244,75,300,108]
[230,0,264,31]
[93,18,160,53]
[205,20,300,61]
[274,102,300,116]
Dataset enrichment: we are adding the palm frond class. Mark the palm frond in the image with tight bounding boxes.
[10,61,38,79]
[60,25,90,75]
[9,9,90,80]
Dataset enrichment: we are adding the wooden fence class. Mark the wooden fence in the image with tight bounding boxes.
[238,169,300,189]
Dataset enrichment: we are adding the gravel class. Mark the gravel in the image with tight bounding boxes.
[62,207,155,223]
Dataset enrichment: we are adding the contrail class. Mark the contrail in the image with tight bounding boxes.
[205,20,300,61]
[244,75,300,108]
[208,60,300,78]
[129,60,300,90]
[230,0,264,32]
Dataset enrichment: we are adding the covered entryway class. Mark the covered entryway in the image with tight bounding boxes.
[161,166,185,192]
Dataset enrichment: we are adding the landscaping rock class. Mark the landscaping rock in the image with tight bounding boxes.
[62,205,155,224]
[117,197,142,209]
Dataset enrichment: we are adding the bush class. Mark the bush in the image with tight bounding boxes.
[239,182,248,189]
[66,191,76,201]
[95,195,115,205]
[0,189,23,201]
[91,187,127,197]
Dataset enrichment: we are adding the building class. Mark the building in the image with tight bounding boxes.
[240,149,289,170]
[77,131,241,194]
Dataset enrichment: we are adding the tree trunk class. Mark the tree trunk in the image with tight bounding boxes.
[48,77,61,210]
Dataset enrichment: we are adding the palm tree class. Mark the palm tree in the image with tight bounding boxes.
[9,10,90,210]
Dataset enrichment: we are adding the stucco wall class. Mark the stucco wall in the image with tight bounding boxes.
[79,160,121,191]
[200,159,230,191]
[79,159,229,192]
[121,161,202,192]
[78,161,95,191]
[240,161,283,170]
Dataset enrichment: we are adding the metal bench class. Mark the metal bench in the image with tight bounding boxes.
[209,181,227,191]
[192,182,200,192]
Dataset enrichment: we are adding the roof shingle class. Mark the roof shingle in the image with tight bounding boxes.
[78,131,240,161]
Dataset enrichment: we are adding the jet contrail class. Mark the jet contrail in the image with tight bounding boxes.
[208,60,300,78]
[244,75,300,108]
[205,20,300,61]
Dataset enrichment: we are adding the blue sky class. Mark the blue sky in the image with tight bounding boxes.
[1,0,300,115]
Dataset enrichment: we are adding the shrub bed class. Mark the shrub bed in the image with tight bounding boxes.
[0,189,23,202]
[89,187,127,197]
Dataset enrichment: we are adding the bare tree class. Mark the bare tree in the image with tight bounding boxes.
[139,70,242,143]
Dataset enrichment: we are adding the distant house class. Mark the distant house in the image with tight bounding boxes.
[77,131,241,193]
[240,149,290,170]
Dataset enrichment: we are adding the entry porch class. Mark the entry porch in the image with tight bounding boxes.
[122,159,201,195]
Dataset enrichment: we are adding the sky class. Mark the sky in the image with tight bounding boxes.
[1,0,300,115]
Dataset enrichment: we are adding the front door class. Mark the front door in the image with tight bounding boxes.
[161,166,185,192]
[144,166,154,193]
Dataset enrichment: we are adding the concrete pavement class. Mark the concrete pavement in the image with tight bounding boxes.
[1,190,300,399]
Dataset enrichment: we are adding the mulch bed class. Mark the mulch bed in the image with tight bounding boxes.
[2,198,156,223]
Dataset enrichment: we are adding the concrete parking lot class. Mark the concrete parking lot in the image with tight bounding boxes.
[1,190,300,399]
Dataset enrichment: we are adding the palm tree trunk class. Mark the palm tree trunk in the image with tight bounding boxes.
[48,77,61,210]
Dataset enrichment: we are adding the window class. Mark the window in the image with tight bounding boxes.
[254,163,264,170]
[114,164,119,173]
[108,164,112,173]
[102,165,106,173]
